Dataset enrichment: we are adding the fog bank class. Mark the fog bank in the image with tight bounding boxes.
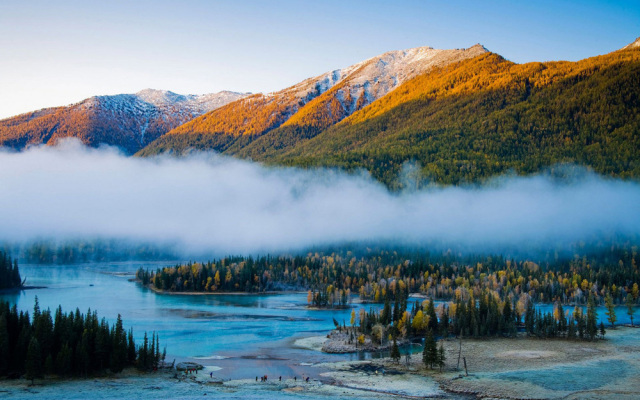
[1,140,639,256]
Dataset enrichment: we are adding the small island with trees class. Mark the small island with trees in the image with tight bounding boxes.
[0,250,23,291]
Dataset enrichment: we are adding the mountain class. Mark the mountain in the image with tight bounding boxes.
[622,37,640,50]
[0,89,247,154]
[5,39,640,189]
[140,40,640,189]
[137,44,488,157]
[274,42,640,187]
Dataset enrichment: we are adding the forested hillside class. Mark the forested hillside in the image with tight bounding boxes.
[140,43,640,188]
[276,48,640,187]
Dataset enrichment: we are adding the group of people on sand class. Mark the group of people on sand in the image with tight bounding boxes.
[256,375,311,383]
[185,368,198,374]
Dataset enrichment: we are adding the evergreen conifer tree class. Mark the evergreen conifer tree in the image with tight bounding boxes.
[599,321,606,339]
[567,317,576,339]
[626,294,635,327]
[25,337,43,383]
[426,300,438,332]
[423,330,437,369]
[391,338,400,364]
[586,294,598,340]
[0,314,8,376]
[604,293,617,327]
[438,342,446,371]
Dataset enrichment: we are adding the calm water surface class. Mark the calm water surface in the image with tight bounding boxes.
[1,262,379,379]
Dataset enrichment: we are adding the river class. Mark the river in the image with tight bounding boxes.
[1,261,634,399]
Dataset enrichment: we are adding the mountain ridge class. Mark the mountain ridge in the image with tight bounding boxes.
[3,39,639,188]
[139,40,640,188]
[0,89,247,154]
[272,44,640,186]
[138,44,489,157]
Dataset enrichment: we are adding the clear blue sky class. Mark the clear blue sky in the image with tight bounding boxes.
[0,0,638,119]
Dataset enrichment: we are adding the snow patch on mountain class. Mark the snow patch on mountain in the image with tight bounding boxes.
[76,89,248,144]
[334,44,489,110]
[268,43,489,130]
[239,44,489,132]
[622,37,640,50]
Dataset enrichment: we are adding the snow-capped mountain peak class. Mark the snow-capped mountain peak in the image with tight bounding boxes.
[0,89,248,154]
[135,89,188,106]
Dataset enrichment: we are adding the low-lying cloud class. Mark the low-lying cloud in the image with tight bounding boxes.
[1,140,639,256]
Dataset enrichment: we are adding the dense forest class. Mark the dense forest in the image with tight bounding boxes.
[136,244,640,308]
[343,285,609,351]
[0,250,22,290]
[135,246,632,346]
[0,298,164,380]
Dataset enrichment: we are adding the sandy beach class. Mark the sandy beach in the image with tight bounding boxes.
[314,327,640,399]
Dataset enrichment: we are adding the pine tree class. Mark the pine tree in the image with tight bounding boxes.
[426,300,438,332]
[127,328,137,365]
[391,338,400,364]
[599,321,606,339]
[154,332,160,369]
[110,314,127,373]
[44,354,54,375]
[55,343,72,376]
[440,305,450,337]
[604,293,617,328]
[381,297,391,325]
[151,333,156,369]
[577,311,585,339]
[422,330,438,369]
[0,314,9,376]
[524,300,535,335]
[556,302,567,336]
[567,317,576,339]
[586,294,598,341]
[25,337,43,383]
[76,332,90,377]
[438,342,446,371]
[138,332,149,370]
[626,293,635,327]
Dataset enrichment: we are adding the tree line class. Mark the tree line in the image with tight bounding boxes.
[16,240,175,264]
[136,244,640,310]
[0,298,164,381]
[337,288,612,363]
[0,250,22,290]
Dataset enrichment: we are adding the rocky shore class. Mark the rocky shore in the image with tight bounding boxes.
[320,327,640,399]
[315,329,407,354]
